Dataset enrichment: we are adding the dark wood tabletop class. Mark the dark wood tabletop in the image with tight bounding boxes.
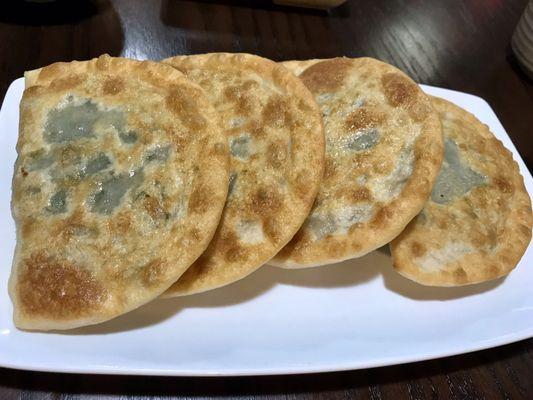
[1,0,533,398]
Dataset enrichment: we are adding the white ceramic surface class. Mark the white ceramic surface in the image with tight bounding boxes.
[0,78,532,376]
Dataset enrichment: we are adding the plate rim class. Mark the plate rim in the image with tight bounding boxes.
[0,78,531,376]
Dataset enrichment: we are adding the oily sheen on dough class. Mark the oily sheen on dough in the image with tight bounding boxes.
[163,53,325,295]
[9,55,230,330]
[390,97,533,286]
[271,57,443,267]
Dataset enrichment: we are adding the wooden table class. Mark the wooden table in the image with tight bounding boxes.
[1,0,532,398]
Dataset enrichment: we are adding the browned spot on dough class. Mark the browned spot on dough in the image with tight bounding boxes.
[142,258,167,287]
[236,92,256,115]
[210,142,227,157]
[109,211,131,234]
[50,74,84,91]
[350,241,362,254]
[324,239,346,259]
[407,100,431,122]
[487,264,500,277]
[349,188,371,202]
[21,219,37,239]
[485,227,499,249]
[223,81,259,115]
[165,88,206,131]
[300,58,353,93]
[143,195,167,220]
[262,96,293,128]
[198,136,210,151]
[476,195,488,209]
[381,73,418,108]
[493,176,513,194]
[250,187,282,217]
[267,142,287,169]
[223,86,239,102]
[324,159,337,179]
[18,251,106,319]
[169,132,187,153]
[189,254,211,275]
[22,86,42,100]
[58,145,79,167]
[519,223,532,237]
[371,206,393,228]
[298,99,313,114]
[54,209,95,241]
[411,241,426,257]
[288,114,304,131]
[335,187,371,202]
[216,230,248,263]
[225,243,248,263]
[453,267,468,284]
[102,77,125,95]
[96,55,111,70]
[277,228,312,258]
[345,107,386,131]
[248,120,266,138]
[189,228,201,241]
[217,230,238,252]
[294,171,311,199]
[188,184,209,214]
[38,63,64,81]
[436,218,449,230]
[21,167,28,177]
[263,217,282,243]
[242,80,259,91]
[373,158,394,175]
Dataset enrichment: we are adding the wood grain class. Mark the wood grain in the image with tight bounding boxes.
[0,0,532,398]
[0,339,532,399]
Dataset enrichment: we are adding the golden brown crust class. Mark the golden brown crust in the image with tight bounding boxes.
[390,97,533,286]
[162,53,325,295]
[9,55,230,330]
[271,57,443,267]
[17,251,108,320]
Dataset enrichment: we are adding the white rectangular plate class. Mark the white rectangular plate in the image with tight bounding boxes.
[1,78,532,376]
